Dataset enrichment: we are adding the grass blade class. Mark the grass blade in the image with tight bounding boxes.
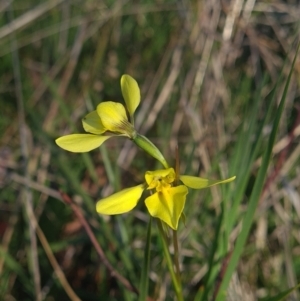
[258,282,300,301]
[215,41,300,301]
[138,218,152,301]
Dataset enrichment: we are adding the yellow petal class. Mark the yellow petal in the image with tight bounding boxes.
[82,110,106,134]
[179,175,236,189]
[145,185,188,230]
[55,134,111,152]
[121,74,141,117]
[96,184,145,215]
[97,102,134,136]
[145,168,175,188]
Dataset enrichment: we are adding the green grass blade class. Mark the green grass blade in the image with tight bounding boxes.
[199,75,268,301]
[99,144,117,188]
[138,218,152,301]
[258,282,300,301]
[225,75,269,234]
[157,220,183,301]
[0,246,33,295]
[215,41,300,301]
[197,205,224,301]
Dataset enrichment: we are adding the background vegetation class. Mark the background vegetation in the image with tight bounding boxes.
[0,0,299,300]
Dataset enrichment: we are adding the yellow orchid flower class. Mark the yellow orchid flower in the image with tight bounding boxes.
[96,168,236,230]
[55,101,135,153]
[55,75,168,168]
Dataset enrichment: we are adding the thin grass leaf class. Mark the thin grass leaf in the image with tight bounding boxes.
[99,144,116,188]
[0,246,33,295]
[157,220,183,301]
[196,195,225,301]
[138,218,152,301]
[57,154,96,213]
[225,75,269,233]
[258,282,300,301]
[215,41,300,301]
[198,75,268,301]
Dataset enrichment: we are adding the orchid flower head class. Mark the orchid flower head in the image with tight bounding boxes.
[96,168,236,230]
[55,75,168,167]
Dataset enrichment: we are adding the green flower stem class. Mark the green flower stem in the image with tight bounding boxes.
[138,218,152,301]
[133,134,169,169]
[172,229,182,285]
[157,220,183,301]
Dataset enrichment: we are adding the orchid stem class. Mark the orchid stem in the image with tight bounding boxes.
[157,220,183,301]
[172,229,182,285]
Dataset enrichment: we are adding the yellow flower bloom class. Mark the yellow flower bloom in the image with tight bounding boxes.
[55,75,139,153]
[55,100,135,152]
[56,75,169,168]
[96,168,236,230]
